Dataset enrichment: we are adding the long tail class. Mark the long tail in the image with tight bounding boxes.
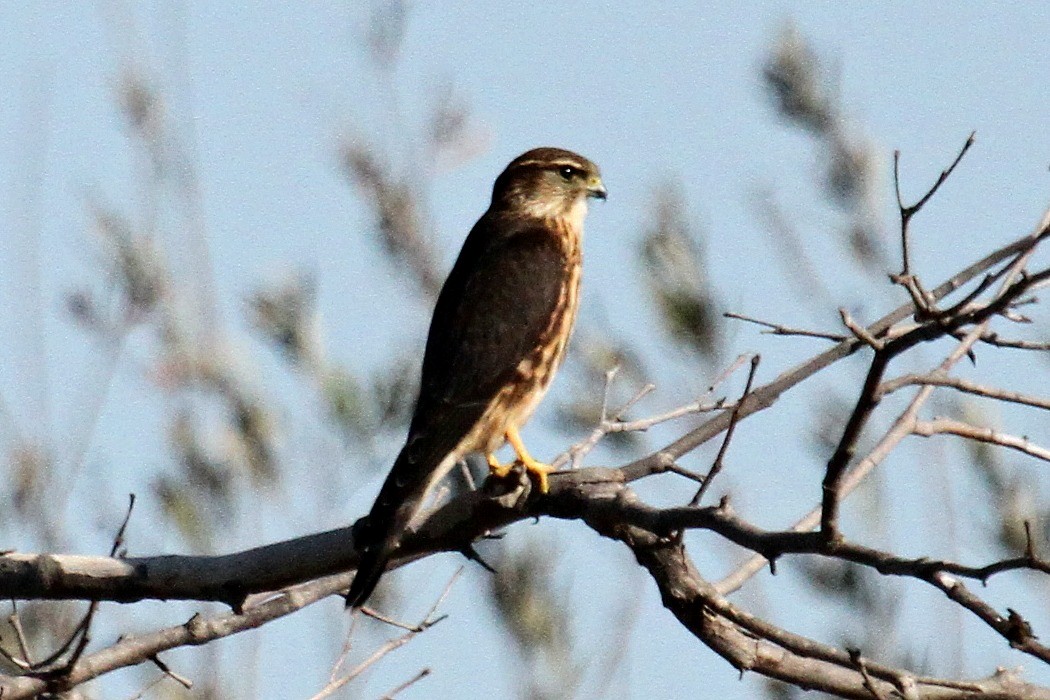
[344,526,395,609]
[345,459,413,608]
[345,436,453,609]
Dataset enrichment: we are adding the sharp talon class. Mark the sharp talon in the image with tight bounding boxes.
[503,426,555,494]
[524,461,552,494]
[486,452,513,478]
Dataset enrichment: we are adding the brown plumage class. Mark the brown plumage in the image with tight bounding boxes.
[345,147,606,608]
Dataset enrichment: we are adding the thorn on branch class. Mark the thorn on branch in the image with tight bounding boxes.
[111,493,137,558]
[1005,608,1037,648]
[848,647,890,700]
[150,654,193,689]
[459,543,497,574]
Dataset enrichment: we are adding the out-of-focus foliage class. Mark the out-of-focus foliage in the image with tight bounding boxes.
[640,183,722,361]
[957,399,1049,554]
[490,543,579,700]
[247,273,377,444]
[762,23,887,275]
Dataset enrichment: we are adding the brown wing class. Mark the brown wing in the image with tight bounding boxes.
[411,212,568,435]
[345,212,569,608]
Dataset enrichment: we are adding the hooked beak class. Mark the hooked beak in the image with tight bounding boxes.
[586,175,607,200]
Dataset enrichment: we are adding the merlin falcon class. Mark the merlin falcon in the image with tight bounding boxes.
[345,147,606,608]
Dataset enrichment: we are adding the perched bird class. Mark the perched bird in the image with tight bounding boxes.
[345,147,606,608]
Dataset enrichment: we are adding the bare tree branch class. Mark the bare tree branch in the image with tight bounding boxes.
[2,184,1048,698]
[879,371,1050,410]
[914,417,1050,463]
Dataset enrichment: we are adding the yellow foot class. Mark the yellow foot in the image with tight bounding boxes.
[485,452,553,493]
[506,425,554,494]
[487,452,513,479]
[519,456,552,493]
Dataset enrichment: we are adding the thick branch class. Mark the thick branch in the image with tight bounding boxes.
[4,465,1049,668]
[0,573,351,698]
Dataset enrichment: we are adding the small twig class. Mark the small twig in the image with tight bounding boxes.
[313,572,457,700]
[690,355,760,507]
[848,648,891,700]
[30,494,139,673]
[124,673,167,700]
[615,382,656,420]
[664,464,708,484]
[380,668,431,699]
[724,311,846,342]
[558,355,755,471]
[965,330,1050,351]
[839,309,883,350]
[149,654,192,689]
[8,603,32,667]
[599,365,620,421]
[894,132,976,276]
[934,270,1001,319]
[557,383,723,470]
[361,567,462,632]
[1023,520,1037,561]
[327,613,359,685]
[360,608,427,633]
[913,417,1050,463]
[705,353,751,392]
[555,378,655,470]
[0,629,29,670]
[459,543,496,573]
[879,371,1050,410]
[604,399,727,435]
[457,458,476,491]
[111,493,136,557]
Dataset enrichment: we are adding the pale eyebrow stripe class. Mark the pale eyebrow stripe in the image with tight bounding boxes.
[513,158,587,170]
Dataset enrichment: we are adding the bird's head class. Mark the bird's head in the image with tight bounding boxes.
[491,147,606,223]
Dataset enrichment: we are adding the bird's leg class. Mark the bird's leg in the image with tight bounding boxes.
[505,426,553,493]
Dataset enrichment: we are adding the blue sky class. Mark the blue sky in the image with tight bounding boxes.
[1,3,1048,698]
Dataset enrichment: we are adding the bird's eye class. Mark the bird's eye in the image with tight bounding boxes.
[559,166,578,181]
